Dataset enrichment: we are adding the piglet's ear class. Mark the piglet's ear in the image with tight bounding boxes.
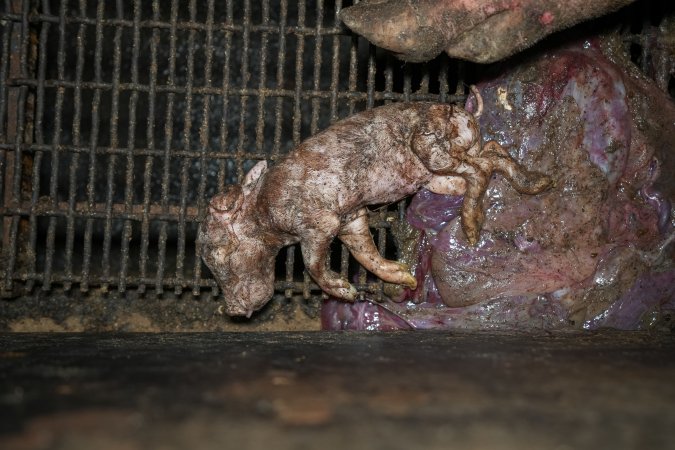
[242,160,268,194]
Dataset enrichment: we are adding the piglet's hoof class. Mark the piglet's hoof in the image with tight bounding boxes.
[320,279,358,302]
[394,263,418,289]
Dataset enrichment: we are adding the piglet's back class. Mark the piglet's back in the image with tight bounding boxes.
[261,103,435,218]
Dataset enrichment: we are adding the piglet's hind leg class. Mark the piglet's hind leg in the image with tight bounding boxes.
[457,160,490,246]
[481,141,552,194]
[338,209,417,289]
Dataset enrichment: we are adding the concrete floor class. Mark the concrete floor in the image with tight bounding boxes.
[1,331,674,450]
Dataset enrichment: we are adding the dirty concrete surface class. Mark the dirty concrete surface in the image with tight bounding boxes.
[0,291,322,332]
[0,331,674,450]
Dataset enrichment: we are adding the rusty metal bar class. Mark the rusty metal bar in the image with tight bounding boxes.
[118,0,141,293]
[215,0,233,199]
[310,0,323,135]
[1,0,13,293]
[3,0,34,297]
[234,0,251,186]
[42,0,66,291]
[80,0,104,293]
[174,0,197,296]
[137,0,161,295]
[24,0,50,293]
[1,199,399,228]
[255,0,269,157]
[292,1,305,147]
[191,0,216,296]
[156,0,178,296]
[7,79,461,103]
[0,0,29,295]
[62,0,88,291]
[0,10,348,36]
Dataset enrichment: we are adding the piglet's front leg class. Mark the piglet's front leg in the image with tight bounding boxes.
[299,212,359,301]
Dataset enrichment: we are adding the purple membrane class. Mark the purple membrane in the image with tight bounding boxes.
[323,38,674,331]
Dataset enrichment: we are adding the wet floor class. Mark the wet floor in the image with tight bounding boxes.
[1,331,674,449]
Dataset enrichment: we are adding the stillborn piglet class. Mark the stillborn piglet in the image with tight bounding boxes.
[198,96,551,316]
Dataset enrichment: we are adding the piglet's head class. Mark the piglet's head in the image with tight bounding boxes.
[198,161,275,317]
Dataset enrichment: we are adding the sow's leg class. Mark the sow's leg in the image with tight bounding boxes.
[338,209,417,289]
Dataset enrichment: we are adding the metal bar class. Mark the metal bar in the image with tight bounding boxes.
[0,0,9,144]
[192,0,215,296]
[272,0,287,160]
[81,0,105,293]
[346,11,358,117]
[1,0,21,294]
[366,38,375,109]
[1,268,383,294]
[310,0,323,135]
[42,0,68,291]
[174,0,197,296]
[438,57,449,103]
[0,0,29,296]
[118,0,141,293]
[63,0,89,291]
[0,200,398,228]
[99,0,125,293]
[138,0,161,295]
[0,142,270,162]
[235,0,251,182]
[255,0,269,156]
[0,11,349,37]
[403,63,412,102]
[156,0,179,295]
[25,0,51,293]
[384,55,394,104]
[0,7,7,277]
[329,0,341,122]
[292,1,305,146]
[216,0,233,197]
[8,79,465,104]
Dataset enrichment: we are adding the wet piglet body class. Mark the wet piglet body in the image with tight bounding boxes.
[198,101,551,317]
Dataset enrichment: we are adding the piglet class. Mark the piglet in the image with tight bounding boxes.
[198,93,551,317]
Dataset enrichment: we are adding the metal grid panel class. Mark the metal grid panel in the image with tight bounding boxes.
[0,0,466,300]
